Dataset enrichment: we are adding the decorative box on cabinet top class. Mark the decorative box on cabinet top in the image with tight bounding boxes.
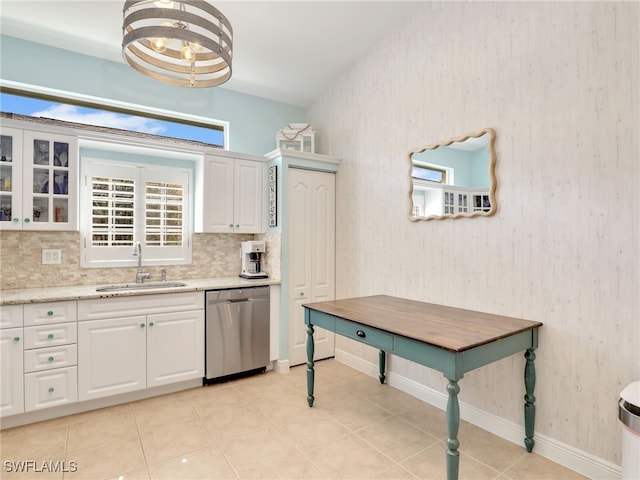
[276,124,315,153]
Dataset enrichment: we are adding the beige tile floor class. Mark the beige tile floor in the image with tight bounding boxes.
[1,360,587,480]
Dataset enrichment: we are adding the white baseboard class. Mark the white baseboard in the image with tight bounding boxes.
[1,378,202,430]
[335,349,622,480]
[273,359,290,374]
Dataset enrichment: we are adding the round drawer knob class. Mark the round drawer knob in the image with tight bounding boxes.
[12,218,19,223]
[47,333,54,339]
[47,311,54,316]
[24,218,30,223]
[149,322,154,327]
[48,356,54,362]
[300,292,304,296]
[13,336,20,342]
[140,323,145,328]
[48,387,54,393]
[356,330,366,338]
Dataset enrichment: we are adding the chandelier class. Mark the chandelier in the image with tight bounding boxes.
[122,0,233,88]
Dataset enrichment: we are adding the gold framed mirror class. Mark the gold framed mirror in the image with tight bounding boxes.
[408,128,497,221]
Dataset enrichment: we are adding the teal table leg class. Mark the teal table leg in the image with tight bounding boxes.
[379,350,386,384]
[524,347,537,452]
[306,324,315,407]
[446,379,461,480]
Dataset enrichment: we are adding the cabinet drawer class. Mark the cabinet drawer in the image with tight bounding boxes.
[335,321,393,351]
[24,344,77,373]
[24,366,77,411]
[24,301,77,326]
[24,322,77,349]
[78,291,204,321]
[0,304,23,329]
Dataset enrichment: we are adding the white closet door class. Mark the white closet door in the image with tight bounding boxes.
[287,168,335,366]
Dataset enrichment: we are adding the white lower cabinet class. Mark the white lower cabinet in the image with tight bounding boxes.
[24,366,77,411]
[0,327,24,416]
[24,344,77,373]
[147,310,204,387]
[23,322,77,349]
[1,292,205,420]
[77,292,205,401]
[21,301,78,412]
[77,316,147,401]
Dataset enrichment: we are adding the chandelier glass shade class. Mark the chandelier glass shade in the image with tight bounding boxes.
[122,0,233,88]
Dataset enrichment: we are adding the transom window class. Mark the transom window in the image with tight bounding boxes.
[412,164,448,184]
[0,89,226,148]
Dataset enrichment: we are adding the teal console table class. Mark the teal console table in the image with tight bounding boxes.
[303,295,543,480]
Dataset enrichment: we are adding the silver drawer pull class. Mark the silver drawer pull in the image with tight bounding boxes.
[356,330,366,338]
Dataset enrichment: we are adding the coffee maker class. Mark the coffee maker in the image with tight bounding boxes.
[240,241,268,279]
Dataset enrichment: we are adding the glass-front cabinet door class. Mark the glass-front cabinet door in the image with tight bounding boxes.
[22,131,77,230]
[0,126,77,231]
[0,127,24,229]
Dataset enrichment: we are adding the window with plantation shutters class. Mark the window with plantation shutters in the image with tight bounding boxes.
[81,158,192,268]
[90,176,135,247]
[144,181,184,247]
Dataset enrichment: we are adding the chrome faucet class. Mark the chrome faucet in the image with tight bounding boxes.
[132,241,151,283]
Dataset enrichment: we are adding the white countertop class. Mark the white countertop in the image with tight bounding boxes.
[0,277,280,305]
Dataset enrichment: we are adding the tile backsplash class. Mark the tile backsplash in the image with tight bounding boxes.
[0,231,281,290]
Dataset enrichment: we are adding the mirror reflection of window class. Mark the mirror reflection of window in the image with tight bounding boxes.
[409,128,497,221]
[412,164,447,183]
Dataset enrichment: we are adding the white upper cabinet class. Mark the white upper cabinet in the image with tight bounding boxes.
[0,125,77,231]
[196,154,264,233]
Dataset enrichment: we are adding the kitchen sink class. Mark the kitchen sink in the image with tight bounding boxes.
[96,281,188,292]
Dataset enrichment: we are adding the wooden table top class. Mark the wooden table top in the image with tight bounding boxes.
[304,295,543,353]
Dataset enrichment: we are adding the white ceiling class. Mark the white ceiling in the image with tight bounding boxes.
[0,1,421,107]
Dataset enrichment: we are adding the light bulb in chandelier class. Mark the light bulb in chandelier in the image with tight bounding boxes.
[154,0,174,8]
[180,43,195,62]
[150,22,174,53]
[150,36,167,53]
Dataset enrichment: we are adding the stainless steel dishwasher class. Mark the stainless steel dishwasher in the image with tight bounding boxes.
[204,286,270,383]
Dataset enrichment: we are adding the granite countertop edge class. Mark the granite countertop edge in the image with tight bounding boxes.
[0,277,281,305]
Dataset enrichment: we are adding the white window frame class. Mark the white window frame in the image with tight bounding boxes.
[80,157,192,268]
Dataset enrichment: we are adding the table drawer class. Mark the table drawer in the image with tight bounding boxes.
[24,301,77,326]
[24,344,77,373]
[0,304,23,329]
[335,321,393,351]
[23,322,77,349]
[24,366,78,412]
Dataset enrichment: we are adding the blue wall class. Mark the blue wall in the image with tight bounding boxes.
[470,146,490,188]
[0,35,304,155]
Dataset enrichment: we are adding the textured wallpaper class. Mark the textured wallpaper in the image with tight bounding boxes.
[308,1,638,467]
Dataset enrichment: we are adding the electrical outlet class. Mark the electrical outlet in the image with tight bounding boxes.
[42,249,61,265]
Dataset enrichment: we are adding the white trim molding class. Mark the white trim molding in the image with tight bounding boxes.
[273,359,290,374]
[335,349,622,480]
